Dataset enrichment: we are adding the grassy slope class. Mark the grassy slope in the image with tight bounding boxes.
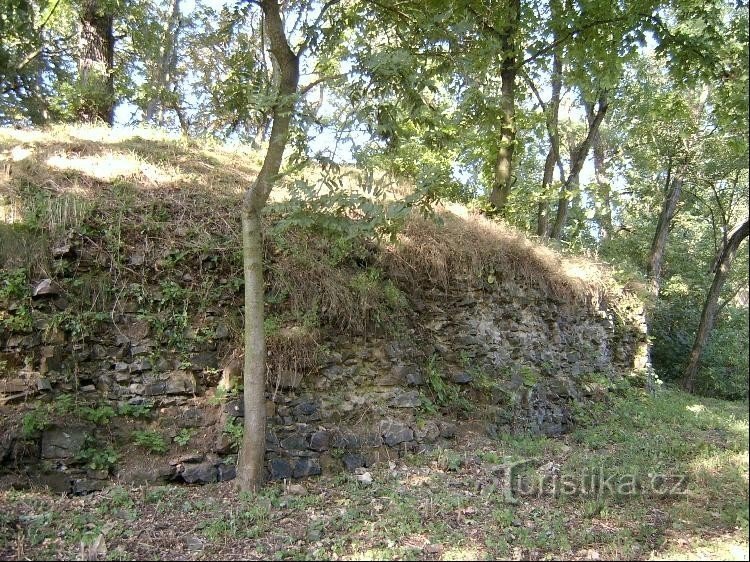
[0,387,747,561]
[1,126,748,560]
[1,125,646,390]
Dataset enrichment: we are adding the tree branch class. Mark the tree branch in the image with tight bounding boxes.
[39,0,62,31]
[299,72,346,96]
[522,16,630,66]
[295,0,343,56]
[520,69,565,174]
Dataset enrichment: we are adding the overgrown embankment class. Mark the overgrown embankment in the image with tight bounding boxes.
[1,126,748,561]
[2,125,649,493]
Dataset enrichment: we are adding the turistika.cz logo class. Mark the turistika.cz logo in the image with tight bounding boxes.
[495,460,688,499]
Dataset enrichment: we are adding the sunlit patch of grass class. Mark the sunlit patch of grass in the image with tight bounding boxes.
[563,387,749,558]
[652,531,750,561]
[45,152,182,185]
[348,546,421,561]
[690,451,749,488]
[441,546,488,560]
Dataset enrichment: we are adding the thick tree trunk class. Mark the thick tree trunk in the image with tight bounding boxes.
[489,0,520,212]
[647,165,683,291]
[236,0,299,492]
[550,90,608,240]
[78,0,114,124]
[682,219,749,392]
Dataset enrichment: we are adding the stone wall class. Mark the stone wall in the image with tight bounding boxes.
[0,269,649,493]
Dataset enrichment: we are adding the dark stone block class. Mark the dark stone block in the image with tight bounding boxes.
[331,431,360,451]
[357,432,383,448]
[72,478,105,495]
[215,323,230,340]
[293,400,320,421]
[379,420,413,447]
[280,434,308,451]
[165,371,196,394]
[390,390,421,408]
[181,462,218,484]
[451,371,474,384]
[41,427,87,459]
[309,431,329,452]
[438,422,457,439]
[39,472,72,494]
[414,421,440,443]
[224,399,244,417]
[180,407,206,428]
[130,359,152,373]
[189,352,218,371]
[293,458,321,479]
[266,431,280,448]
[143,381,167,395]
[116,464,177,485]
[217,464,236,482]
[342,454,366,472]
[32,279,59,297]
[269,458,293,480]
[405,371,424,386]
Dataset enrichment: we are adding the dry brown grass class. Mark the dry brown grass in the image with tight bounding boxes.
[1,124,629,338]
[266,325,323,390]
[264,226,398,336]
[382,203,615,306]
[0,124,257,227]
[0,125,257,281]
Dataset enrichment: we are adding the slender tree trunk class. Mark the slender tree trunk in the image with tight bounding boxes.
[236,0,299,492]
[536,32,563,238]
[551,160,580,240]
[173,100,190,136]
[146,0,182,126]
[77,0,114,124]
[489,0,520,212]
[585,100,612,240]
[238,208,266,489]
[682,219,749,392]
[537,149,556,236]
[550,90,608,240]
[647,164,683,291]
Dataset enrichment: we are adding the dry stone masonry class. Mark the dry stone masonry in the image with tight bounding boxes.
[1,258,649,494]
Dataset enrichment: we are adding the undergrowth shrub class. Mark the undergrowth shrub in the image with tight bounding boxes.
[76,437,119,472]
[422,354,472,413]
[0,267,33,333]
[694,308,749,400]
[131,430,167,454]
[223,418,244,451]
[651,295,749,400]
